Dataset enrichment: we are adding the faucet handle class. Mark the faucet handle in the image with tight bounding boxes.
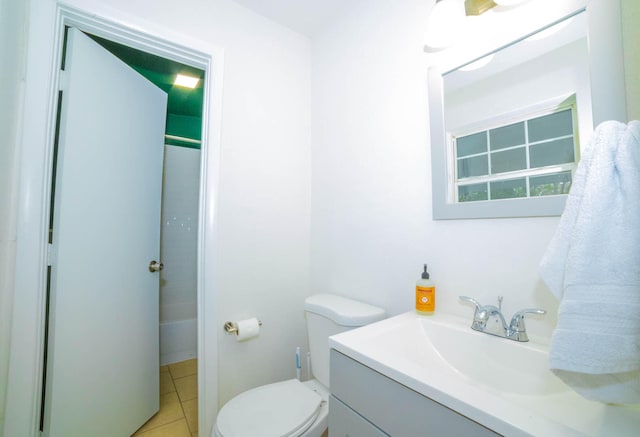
[459,296,488,327]
[509,308,546,333]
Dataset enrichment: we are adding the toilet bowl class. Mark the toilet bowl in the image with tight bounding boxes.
[212,294,385,437]
[213,379,329,437]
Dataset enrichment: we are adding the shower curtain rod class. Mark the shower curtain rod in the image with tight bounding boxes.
[164,134,201,144]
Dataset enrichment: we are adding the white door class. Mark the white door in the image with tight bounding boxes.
[44,28,167,436]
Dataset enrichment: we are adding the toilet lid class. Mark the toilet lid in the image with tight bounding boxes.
[216,379,322,437]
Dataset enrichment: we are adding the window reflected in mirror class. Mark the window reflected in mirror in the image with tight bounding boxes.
[454,106,577,203]
[435,11,591,217]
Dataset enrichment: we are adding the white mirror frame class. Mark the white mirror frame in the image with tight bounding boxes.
[429,0,627,220]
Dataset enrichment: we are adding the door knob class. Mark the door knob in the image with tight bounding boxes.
[148,260,164,272]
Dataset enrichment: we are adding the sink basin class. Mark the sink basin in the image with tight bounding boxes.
[337,311,566,396]
[329,311,640,437]
[417,316,568,396]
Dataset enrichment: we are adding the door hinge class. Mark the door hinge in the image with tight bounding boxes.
[58,70,69,91]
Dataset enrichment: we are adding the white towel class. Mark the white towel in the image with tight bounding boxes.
[539,120,640,404]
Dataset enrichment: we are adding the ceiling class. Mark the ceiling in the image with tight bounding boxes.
[90,34,204,119]
[85,1,350,147]
[88,0,350,118]
[232,0,350,37]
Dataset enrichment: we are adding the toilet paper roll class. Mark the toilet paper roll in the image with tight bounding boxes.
[236,317,260,342]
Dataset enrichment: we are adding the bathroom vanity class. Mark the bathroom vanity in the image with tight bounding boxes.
[328,312,640,437]
[329,349,498,436]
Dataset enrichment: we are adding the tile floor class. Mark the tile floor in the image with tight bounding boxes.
[132,358,198,437]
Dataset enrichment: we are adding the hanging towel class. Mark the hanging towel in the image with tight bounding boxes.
[539,120,640,404]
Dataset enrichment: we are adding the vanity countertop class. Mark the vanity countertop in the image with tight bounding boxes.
[329,311,640,437]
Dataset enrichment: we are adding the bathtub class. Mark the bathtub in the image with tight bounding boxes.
[160,318,197,365]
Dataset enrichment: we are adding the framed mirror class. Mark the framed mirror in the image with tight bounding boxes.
[428,0,627,220]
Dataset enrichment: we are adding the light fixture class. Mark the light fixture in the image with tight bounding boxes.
[424,0,530,53]
[174,74,199,89]
[423,0,468,52]
[464,0,497,16]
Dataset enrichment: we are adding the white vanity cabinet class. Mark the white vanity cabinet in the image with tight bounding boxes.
[329,349,500,437]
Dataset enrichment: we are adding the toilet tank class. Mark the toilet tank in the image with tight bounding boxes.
[304,294,385,388]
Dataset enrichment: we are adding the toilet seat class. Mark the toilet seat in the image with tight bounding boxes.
[215,379,322,437]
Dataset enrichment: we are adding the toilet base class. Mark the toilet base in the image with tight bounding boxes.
[300,379,329,437]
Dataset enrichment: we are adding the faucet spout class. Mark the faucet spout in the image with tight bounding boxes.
[459,296,482,312]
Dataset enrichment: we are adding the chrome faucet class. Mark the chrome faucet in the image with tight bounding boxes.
[459,296,546,342]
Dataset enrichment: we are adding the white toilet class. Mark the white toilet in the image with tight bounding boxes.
[213,294,386,437]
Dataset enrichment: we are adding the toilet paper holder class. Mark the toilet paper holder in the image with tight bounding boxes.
[224,319,262,335]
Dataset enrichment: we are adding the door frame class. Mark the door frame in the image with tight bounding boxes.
[4,1,223,435]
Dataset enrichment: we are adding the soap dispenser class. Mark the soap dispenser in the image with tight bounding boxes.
[416,264,435,314]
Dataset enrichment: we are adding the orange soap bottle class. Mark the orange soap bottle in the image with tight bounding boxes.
[415,264,435,314]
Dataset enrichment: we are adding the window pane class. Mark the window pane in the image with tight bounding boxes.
[490,178,527,200]
[490,147,526,174]
[529,109,573,142]
[459,183,488,202]
[530,138,575,168]
[457,155,488,178]
[489,122,525,150]
[457,132,487,157]
[530,171,572,196]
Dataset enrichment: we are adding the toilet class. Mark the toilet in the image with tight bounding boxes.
[213,294,386,437]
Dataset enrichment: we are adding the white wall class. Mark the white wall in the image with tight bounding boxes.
[160,145,201,324]
[0,0,29,431]
[310,0,636,341]
[310,0,564,339]
[159,146,200,365]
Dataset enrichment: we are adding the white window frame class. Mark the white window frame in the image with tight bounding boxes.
[429,65,582,220]
[450,98,579,204]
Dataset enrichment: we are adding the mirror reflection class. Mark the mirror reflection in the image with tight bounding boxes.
[443,12,590,204]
